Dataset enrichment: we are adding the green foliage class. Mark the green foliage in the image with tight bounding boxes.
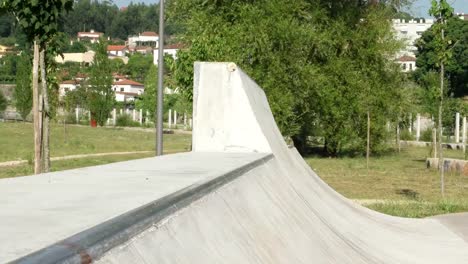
[116,114,140,127]
[0,89,7,113]
[87,40,115,126]
[14,53,32,120]
[1,0,73,46]
[62,41,87,53]
[124,53,153,82]
[420,127,434,142]
[136,64,157,120]
[170,0,406,155]
[0,53,17,83]
[415,16,467,96]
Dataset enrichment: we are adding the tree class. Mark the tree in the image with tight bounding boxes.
[2,0,73,173]
[169,0,406,156]
[87,40,115,126]
[429,0,454,197]
[415,16,467,97]
[14,53,32,120]
[124,53,154,82]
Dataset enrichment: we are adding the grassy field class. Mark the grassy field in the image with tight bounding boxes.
[0,122,191,178]
[306,147,468,217]
[2,122,468,217]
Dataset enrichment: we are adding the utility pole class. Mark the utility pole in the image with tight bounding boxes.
[156,0,165,156]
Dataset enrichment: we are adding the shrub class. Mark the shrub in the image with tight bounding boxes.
[420,127,434,142]
[116,114,140,127]
[400,130,414,141]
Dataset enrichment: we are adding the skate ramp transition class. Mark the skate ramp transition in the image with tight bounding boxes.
[2,62,468,263]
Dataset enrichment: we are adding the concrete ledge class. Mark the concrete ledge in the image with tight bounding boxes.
[426,158,468,175]
[401,140,465,150]
[11,154,273,264]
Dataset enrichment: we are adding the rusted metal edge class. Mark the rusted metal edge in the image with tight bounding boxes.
[9,154,273,264]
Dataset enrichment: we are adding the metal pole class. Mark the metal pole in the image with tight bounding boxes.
[156,0,165,156]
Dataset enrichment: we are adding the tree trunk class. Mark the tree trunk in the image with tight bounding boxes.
[40,49,50,172]
[32,42,42,174]
[396,118,401,153]
[367,111,370,170]
[438,26,445,197]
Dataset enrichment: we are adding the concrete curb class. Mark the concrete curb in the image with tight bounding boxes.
[10,154,273,264]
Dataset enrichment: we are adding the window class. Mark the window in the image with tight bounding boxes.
[416,31,423,36]
[402,63,407,70]
[409,63,413,71]
[401,31,408,35]
[120,87,124,92]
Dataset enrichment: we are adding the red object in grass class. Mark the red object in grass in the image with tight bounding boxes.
[90,119,97,127]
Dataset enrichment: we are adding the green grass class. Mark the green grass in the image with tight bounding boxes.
[3,122,468,217]
[0,153,157,179]
[305,147,468,217]
[0,122,191,178]
[0,122,191,161]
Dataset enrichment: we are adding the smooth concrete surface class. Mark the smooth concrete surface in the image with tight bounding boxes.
[96,63,468,263]
[0,152,268,262]
[433,213,468,243]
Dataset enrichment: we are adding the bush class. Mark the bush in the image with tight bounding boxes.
[116,114,140,127]
[420,127,434,142]
[65,112,77,124]
[400,130,414,141]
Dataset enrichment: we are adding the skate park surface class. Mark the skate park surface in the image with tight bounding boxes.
[1,62,468,263]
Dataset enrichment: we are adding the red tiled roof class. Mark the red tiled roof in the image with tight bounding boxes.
[107,45,127,51]
[113,73,126,79]
[76,73,88,78]
[398,55,416,62]
[113,79,144,86]
[165,43,185,50]
[60,80,77,85]
[141,31,158,37]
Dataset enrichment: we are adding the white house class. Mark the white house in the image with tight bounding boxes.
[77,30,103,44]
[457,13,468,21]
[153,43,184,65]
[112,79,144,102]
[397,55,417,72]
[55,51,95,65]
[107,45,128,57]
[392,19,434,57]
[59,80,79,97]
[127,32,159,49]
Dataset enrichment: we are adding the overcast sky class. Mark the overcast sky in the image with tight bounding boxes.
[112,0,467,18]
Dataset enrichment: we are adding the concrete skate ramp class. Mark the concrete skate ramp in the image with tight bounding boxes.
[3,62,468,263]
[95,63,468,263]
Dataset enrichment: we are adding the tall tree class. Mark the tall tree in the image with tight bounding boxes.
[1,0,73,173]
[169,0,406,156]
[87,40,115,126]
[415,16,467,97]
[429,0,454,197]
[14,53,32,121]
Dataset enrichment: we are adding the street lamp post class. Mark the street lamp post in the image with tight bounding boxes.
[156,0,164,156]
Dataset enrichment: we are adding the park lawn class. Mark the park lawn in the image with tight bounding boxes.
[306,147,468,218]
[0,122,192,178]
[0,153,155,179]
[0,122,191,162]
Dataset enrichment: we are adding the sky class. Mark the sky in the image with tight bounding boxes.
[112,0,467,18]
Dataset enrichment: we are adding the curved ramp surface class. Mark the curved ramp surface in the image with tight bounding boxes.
[96,62,468,263]
[2,62,468,263]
